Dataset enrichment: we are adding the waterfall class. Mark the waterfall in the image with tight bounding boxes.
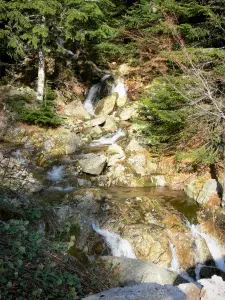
[12,149,25,165]
[112,78,127,98]
[92,222,136,259]
[169,241,180,272]
[90,129,125,146]
[187,221,225,272]
[84,74,112,114]
[47,166,64,182]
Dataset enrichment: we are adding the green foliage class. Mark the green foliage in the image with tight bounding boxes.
[6,86,61,127]
[139,76,190,147]
[0,219,81,299]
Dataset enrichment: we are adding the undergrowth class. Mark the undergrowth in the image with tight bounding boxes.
[5,85,61,127]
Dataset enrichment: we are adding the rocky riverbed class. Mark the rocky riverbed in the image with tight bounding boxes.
[1,75,225,299]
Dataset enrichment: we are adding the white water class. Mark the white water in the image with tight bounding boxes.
[112,78,127,98]
[12,149,26,164]
[187,222,225,272]
[47,186,75,192]
[84,83,102,114]
[47,166,64,182]
[92,222,136,259]
[84,74,112,114]
[169,241,180,272]
[90,129,125,146]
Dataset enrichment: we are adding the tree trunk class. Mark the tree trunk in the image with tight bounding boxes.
[37,49,45,101]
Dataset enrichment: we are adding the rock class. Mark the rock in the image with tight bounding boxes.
[89,126,102,137]
[7,86,37,99]
[83,283,187,300]
[95,93,118,115]
[199,275,225,300]
[100,256,187,286]
[108,154,125,166]
[64,101,91,120]
[78,154,107,175]
[77,178,92,187]
[178,283,201,300]
[127,153,157,176]
[107,144,124,156]
[126,139,146,153]
[184,179,201,200]
[64,133,84,154]
[0,156,42,194]
[197,179,221,206]
[103,116,117,133]
[119,104,138,120]
[86,116,106,127]
[117,95,127,107]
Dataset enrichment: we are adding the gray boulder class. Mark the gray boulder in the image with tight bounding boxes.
[197,179,221,206]
[95,93,118,115]
[100,256,187,286]
[64,101,91,120]
[83,283,187,300]
[78,154,107,175]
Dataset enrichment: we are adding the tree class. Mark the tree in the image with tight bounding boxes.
[0,0,117,99]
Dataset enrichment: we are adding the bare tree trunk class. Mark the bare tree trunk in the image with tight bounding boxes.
[37,49,45,101]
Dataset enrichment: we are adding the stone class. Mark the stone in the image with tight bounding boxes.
[126,139,146,152]
[197,179,221,206]
[89,126,102,137]
[107,144,124,156]
[83,283,187,300]
[64,101,91,120]
[103,116,117,133]
[128,153,157,176]
[100,256,187,286]
[119,104,138,120]
[184,179,201,200]
[178,283,201,300]
[95,93,118,115]
[117,95,127,107]
[199,275,225,300]
[78,154,107,175]
[85,116,106,127]
[108,154,125,166]
[0,156,43,194]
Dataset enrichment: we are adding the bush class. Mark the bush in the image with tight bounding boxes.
[6,86,62,127]
[0,219,81,299]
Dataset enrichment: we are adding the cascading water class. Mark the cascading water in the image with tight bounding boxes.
[112,77,127,99]
[186,221,225,272]
[169,241,180,272]
[84,74,112,114]
[92,222,136,259]
[90,128,125,146]
[47,166,64,182]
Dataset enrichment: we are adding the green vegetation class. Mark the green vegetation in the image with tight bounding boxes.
[6,86,62,127]
[0,219,81,299]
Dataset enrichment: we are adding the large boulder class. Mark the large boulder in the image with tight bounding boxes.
[127,153,157,176]
[199,275,225,300]
[119,104,138,121]
[0,155,42,194]
[63,101,91,120]
[78,154,107,175]
[85,116,106,127]
[99,257,187,286]
[83,283,187,300]
[197,179,221,206]
[103,116,117,133]
[95,93,118,115]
